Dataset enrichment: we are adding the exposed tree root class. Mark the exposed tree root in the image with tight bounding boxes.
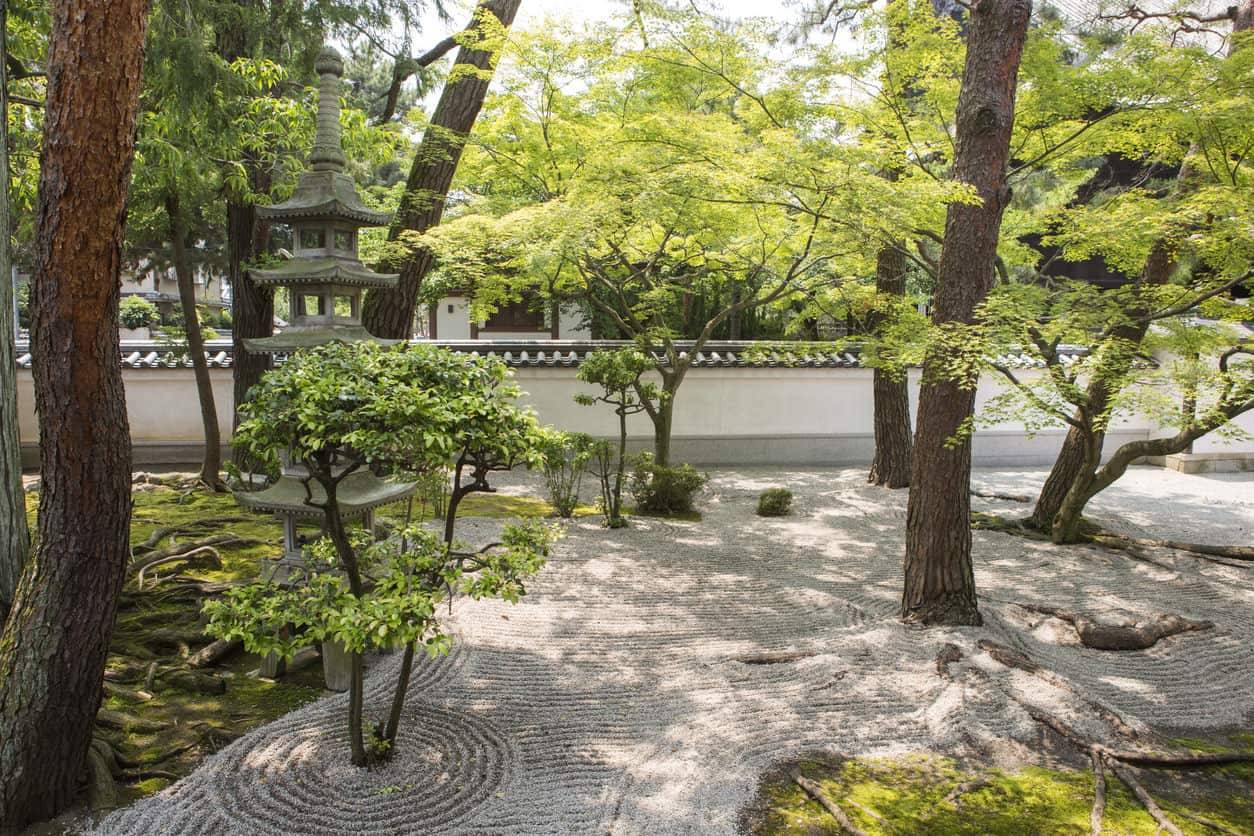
[130,516,252,554]
[978,642,1254,836]
[186,637,242,669]
[160,669,226,695]
[135,547,223,589]
[1010,604,1214,651]
[977,640,1140,740]
[96,708,171,734]
[734,650,818,665]
[935,643,962,679]
[970,489,1033,503]
[943,776,990,806]
[85,741,120,811]
[1175,807,1246,835]
[1089,749,1105,836]
[129,534,257,579]
[1089,531,1254,562]
[103,680,153,702]
[1105,758,1183,836]
[971,512,1253,566]
[791,769,867,836]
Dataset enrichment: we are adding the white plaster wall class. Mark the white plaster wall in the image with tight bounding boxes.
[432,297,591,340]
[558,304,591,340]
[434,297,473,340]
[14,363,1252,467]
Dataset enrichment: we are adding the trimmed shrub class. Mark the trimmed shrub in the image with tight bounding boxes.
[629,453,708,515]
[119,295,159,329]
[414,467,450,520]
[756,488,793,517]
[539,430,593,518]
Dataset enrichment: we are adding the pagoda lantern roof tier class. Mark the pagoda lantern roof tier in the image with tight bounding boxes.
[243,326,403,354]
[248,257,399,290]
[236,469,416,519]
[256,170,392,228]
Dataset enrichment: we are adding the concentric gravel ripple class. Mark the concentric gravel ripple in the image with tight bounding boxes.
[95,466,1254,835]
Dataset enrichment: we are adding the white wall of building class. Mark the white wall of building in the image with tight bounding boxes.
[432,297,591,341]
[14,362,1253,468]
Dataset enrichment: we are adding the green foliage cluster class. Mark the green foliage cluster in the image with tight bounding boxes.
[208,341,556,766]
[629,454,708,516]
[537,429,593,519]
[204,520,556,661]
[573,349,661,526]
[756,488,793,517]
[584,438,627,528]
[119,296,160,330]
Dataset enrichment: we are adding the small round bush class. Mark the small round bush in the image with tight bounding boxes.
[629,454,708,515]
[756,488,793,517]
[119,296,159,330]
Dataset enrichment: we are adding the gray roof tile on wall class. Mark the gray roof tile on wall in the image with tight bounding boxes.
[12,339,1087,371]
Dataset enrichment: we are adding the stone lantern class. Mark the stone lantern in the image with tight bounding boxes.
[234,45,416,688]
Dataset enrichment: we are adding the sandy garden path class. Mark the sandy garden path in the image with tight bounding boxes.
[96,467,1254,835]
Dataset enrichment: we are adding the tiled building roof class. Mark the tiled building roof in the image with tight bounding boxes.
[13,339,1087,371]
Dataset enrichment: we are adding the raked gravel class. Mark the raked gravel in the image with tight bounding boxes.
[94,466,1254,835]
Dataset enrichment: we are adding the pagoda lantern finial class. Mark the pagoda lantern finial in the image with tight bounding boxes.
[243,42,399,354]
[309,46,347,173]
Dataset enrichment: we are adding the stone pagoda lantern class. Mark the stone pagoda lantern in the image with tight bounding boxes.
[234,45,416,688]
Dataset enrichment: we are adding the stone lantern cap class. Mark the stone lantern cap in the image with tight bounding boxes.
[236,468,417,520]
[247,257,400,289]
[254,45,392,229]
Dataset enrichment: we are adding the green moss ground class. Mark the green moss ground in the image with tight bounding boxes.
[744,751,1254,835]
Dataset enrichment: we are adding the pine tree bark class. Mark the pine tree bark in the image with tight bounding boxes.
[226,195,272,458]
[868,243,912,488]
[362,0,523,339]
[165,192,223,488]
[902,0,1032,626]
[0,0,30,620]
[0,0,148,828]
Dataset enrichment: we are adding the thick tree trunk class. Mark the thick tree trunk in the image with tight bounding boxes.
[227,198,272,459]
[362,0,523,339]
[166,193,223,488]
[0,0,148,828]
[0,1,29,619]
[1028,239,1173,531]
[1028,423,1092,530]
[902,0,1031,626]
[868,243,912,488]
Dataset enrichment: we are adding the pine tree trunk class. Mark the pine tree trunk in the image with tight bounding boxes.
[0,0,30,619]
[902,0,1031,626]
[227,198,272,461]
[0,0,148,827]
[868,243,912,489]
[361,0,523,339]
[166,193,223,488]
